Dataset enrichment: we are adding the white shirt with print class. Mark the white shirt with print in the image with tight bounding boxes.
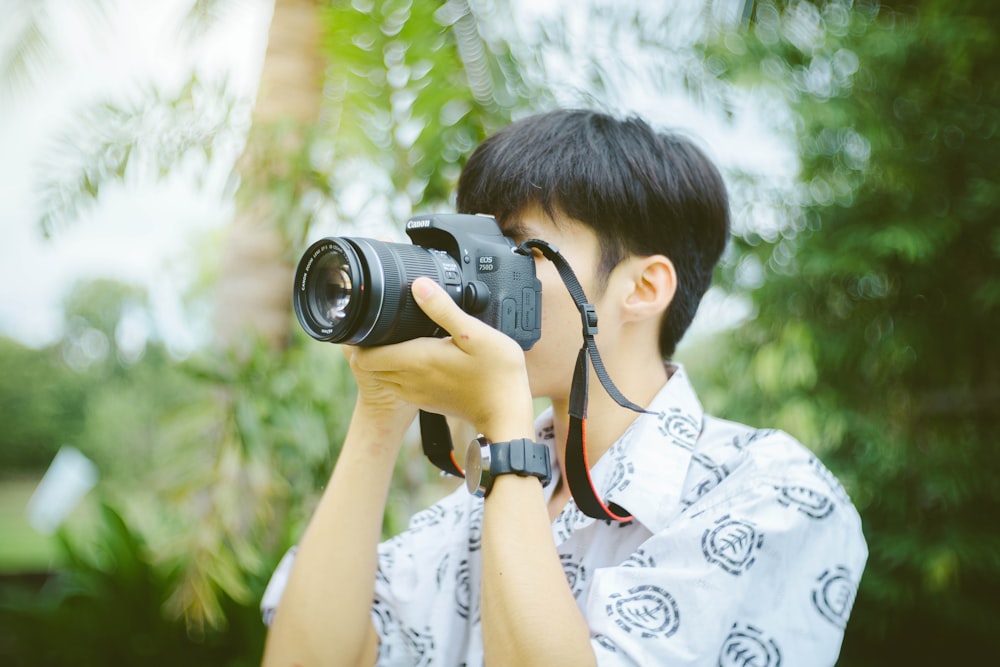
[262,365,868,666]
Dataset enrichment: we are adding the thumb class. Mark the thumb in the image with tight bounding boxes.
[411,276,483,348]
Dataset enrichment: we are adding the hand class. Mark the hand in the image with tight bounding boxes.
[350,277,535,440]
[343,344,418,440]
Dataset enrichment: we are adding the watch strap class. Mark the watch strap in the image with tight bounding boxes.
[488,437,551,485]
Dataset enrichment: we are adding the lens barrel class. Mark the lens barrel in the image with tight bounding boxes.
[293,237,459,346]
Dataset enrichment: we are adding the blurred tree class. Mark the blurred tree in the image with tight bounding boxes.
[0,277,157,473]
[8,0,542,632]
[0,337,90,472]
[320,0,544,216]
[159,0,328,627]
[162,0,543,629]
[213,0,324,353]
[1,0,109,99]
[60,278,151,371]
[698,0,1000,663]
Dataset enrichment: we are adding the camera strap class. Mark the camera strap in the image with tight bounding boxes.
[420,410,465,478]
[419,239,653,523]
[521,239,653,523]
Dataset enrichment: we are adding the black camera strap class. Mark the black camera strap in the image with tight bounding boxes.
[419,239,653,523]
[521,239,654,522]
[420,410,465,478]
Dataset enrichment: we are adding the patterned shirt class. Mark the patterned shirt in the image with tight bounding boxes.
[262,365,867,666]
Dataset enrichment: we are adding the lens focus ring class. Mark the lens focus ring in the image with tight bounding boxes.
[361,241,444,346]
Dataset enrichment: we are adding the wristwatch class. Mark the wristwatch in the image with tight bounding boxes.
[464,436,552,498]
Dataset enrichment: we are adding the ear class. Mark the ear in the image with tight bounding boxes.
[620,254,677,324]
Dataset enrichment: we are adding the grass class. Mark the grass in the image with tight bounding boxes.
[0,475,63,572]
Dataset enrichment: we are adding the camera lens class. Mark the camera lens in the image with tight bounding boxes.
[309,246,355,329]
[294,237,460,346]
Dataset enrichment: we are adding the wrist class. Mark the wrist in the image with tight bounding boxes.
[475,402,535,444]
[473,368,534,440]
[346,402,416,456]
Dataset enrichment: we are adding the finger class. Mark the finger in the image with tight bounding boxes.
[351,342,444,390]
[343,345,371,375]
[411,277,491,351]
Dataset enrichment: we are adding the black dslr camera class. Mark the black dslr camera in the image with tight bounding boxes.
[293,213,542,349]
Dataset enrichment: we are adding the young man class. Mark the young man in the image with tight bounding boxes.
[261,110,867,666]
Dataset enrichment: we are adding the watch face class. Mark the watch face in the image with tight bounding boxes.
[465,438,484,496]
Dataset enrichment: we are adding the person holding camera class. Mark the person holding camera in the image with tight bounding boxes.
[260,109,867,666]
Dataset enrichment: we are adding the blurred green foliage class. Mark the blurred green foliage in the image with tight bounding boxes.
[0,504,265,666]
[149,332,358,628]
[696,0,1000,663]
[0,338,89,471]
[319,0,544,216]
[0,279,205,478]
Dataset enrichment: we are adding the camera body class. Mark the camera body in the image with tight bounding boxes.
[293,213,542,349]
[402,214,542,348]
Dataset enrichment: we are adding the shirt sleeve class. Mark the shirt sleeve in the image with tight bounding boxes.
[371,490,483,666]
[260,546,296,626]
[584,458,868,666]
[259,491,480,667]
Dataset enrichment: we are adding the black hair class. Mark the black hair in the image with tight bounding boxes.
[456,109,730,358]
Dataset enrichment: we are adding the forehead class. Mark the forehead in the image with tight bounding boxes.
[500,203,568,240]
[502,204,603,265]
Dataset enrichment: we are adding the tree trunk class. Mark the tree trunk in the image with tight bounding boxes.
[213,0,324,352]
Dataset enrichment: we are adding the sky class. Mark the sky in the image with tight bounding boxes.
[0,0,795,353]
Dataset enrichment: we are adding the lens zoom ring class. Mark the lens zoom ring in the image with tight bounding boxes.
[370,244,441,344]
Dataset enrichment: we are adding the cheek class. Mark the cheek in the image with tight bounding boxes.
[540,284,574,337]
[529,287,583,363]
[538,260,577,317]
[523,305,584,399]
